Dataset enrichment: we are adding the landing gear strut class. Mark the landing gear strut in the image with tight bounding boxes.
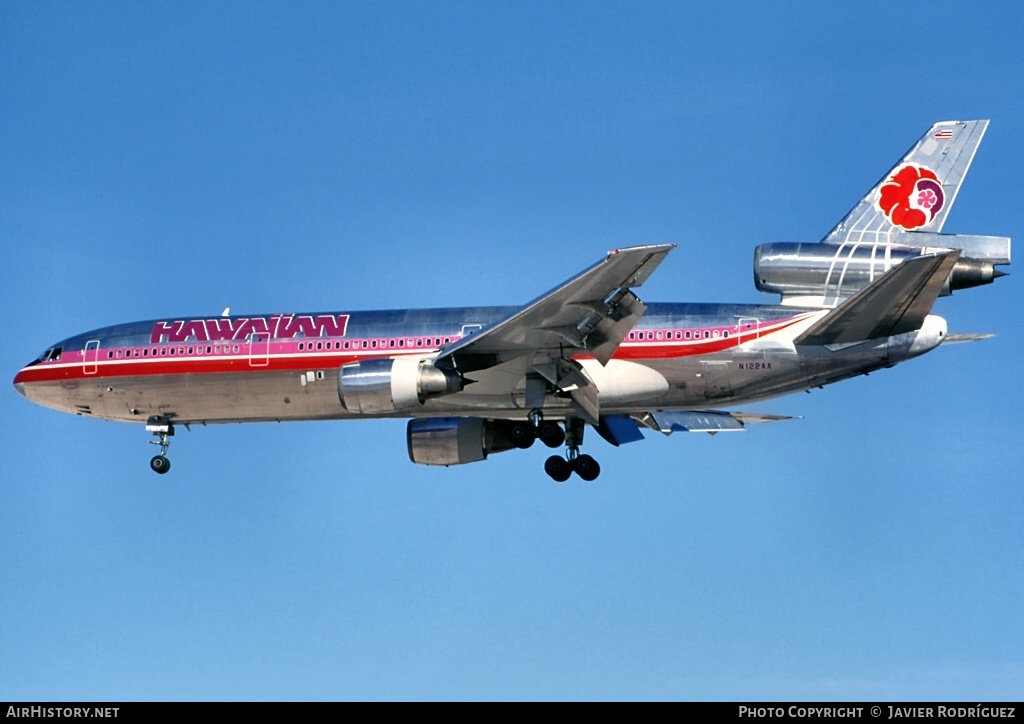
[543,417,601,482]
[146,417,174,474]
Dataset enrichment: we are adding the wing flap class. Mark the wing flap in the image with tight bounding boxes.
[635,410,799,435]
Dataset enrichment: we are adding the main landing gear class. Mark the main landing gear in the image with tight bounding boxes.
[146,416,174,474]
[512,414,601,482]
[543,450,600,483]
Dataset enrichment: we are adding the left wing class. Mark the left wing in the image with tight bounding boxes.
[438,244,674,368]
[435,245,675,423]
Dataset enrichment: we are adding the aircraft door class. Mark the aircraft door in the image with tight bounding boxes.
[737,317,761,362]
[248,332,270,367]
[737,317,761,353]
[83,340,100,375]
[701,360,732,400]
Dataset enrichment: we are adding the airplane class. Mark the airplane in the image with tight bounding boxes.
[13,120,1011,482]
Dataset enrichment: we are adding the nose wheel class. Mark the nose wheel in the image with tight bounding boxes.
[146,417,174,474]
[542,417,600,482]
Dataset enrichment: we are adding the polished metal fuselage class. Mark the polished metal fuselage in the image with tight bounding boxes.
[14,301,943,427]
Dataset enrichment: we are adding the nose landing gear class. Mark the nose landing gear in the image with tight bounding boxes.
[146,417,174,474]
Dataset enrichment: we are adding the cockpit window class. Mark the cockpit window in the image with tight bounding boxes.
[28,347,62,366]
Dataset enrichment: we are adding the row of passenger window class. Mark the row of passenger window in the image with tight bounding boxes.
[103,327,742,360]
[107,344,243,359]
[627,329,732,341]
[104,336,459,360]
[296,337,454,351]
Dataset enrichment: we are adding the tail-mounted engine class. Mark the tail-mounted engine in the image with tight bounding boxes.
[406,417,518,466]
[754,234,1009,305]
[338,358,464,414]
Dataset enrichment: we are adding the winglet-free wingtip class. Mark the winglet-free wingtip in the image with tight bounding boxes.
[607,243,677,257]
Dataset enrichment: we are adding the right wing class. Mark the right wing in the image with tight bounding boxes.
[594,410,799,446]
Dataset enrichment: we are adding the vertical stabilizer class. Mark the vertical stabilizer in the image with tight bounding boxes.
[823,120,988,245]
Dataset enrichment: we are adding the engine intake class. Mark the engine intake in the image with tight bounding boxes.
[338,358,463,414]
[406,417,518,466]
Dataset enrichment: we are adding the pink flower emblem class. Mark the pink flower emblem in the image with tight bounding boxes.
[917,188,938,209]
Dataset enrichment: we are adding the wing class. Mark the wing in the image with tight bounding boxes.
[594,411,800,446]
[436,244,675,423]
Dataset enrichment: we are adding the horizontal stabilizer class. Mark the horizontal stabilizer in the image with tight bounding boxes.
[635,410,798,436]
[795,250,960,346]
[943,332,996,345]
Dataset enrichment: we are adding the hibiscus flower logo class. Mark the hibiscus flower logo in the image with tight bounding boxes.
[877,164,945,230]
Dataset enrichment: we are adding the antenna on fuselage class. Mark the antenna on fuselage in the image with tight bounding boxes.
[221,307,230,317]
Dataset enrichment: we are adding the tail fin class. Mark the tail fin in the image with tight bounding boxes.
[823,120,988,244]
[754,121,1009,307]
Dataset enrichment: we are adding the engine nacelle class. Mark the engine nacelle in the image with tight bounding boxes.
[338,358,463,414]
[406,417,518,466]
[754,242,925,301]
[755,240,1008,304]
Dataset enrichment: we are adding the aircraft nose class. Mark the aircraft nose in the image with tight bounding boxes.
[13,369,28,398]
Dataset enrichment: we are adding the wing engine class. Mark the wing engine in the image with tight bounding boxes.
[339,358,465,414]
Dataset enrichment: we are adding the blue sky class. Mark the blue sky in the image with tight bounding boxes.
[2,1,1023,701]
